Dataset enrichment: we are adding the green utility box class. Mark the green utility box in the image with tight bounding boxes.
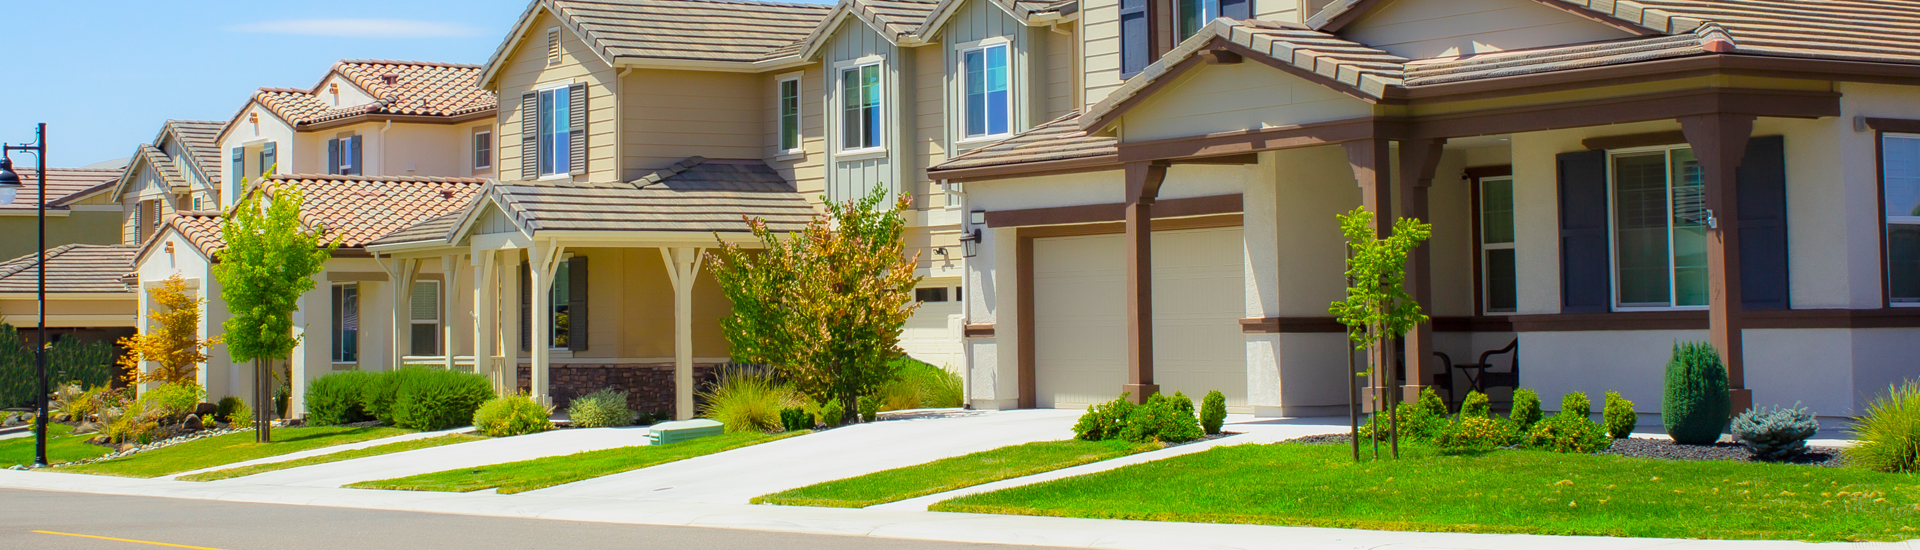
[649,418,724,445]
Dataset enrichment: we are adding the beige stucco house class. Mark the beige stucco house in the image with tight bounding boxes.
[931,0,1920,420]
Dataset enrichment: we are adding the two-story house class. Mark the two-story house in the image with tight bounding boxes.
[0,163,135,352]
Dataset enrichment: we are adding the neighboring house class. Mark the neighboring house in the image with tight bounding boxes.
[0,166,124,261]
[110,120,226,247]
[0,165,136,351]
[930,0,1920,419]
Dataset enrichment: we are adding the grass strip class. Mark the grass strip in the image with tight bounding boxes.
[350,430,805,494]
[932,442,1920,542]
[179,433,486,482]
[59,426,412,478]
[1,424,114,467]
[755,439,1159,508]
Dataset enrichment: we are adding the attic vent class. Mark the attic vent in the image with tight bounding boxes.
[546,29,562,67]
[381,73,399,86]
[329,83,339,94]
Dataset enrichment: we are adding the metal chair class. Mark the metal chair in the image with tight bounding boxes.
[1434,339,1519,396]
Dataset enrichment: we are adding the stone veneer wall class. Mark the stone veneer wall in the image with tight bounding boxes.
[517,363,723,416]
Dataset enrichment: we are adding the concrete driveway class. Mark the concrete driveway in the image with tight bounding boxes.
[205,425,654,488]
[523,408,1082,503]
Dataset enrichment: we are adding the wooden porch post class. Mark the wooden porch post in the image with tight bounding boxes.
[529,242,563,407]
[471,250,501,393]
[1123,160,1168,405]
[387,258,420,368]
[499,250,520,397]
[1344,138,1392,411]
[1397,138,1446,403]
[662,247,705,420]
[441,254,459,371]
[1679,113,1757,414]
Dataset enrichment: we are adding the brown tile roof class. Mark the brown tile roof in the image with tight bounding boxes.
[366,210,468,247]
[930,112,1115,173]
[164,120,226,183]
[0,167,123,211]
[491,157,814,234]
[1578,0,1920,65]
[253,60,498,128]
[271,174,488,248]
[0,245,138,294]
[543,0,834,64]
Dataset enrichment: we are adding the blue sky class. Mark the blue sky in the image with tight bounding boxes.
[0,0,822,167]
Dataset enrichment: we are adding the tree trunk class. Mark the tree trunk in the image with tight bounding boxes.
[255,358,272,443]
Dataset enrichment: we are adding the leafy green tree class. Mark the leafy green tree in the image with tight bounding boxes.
[213,183,335,442]
[709,187,921,424]
[1329,207,1431,458]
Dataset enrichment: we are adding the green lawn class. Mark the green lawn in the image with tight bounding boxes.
[0,424,113,467]
[58,426,412,478]
[179,433,486,482]
[933,442,1920,542]
[350,430,804,494]
[755,439,1159,508]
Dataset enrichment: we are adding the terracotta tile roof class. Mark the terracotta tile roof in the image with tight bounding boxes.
[491,157,814,234]
[253,60,498,128]
[270,174,488,248]
[164,120,226,183]
[0,245,138,294]
[545,0,834,63]
[1403,23,1732,86]
[930,112,1116,173]
[0,167,123,211]
[166,212,228,257]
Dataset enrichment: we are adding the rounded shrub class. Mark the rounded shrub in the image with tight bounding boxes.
[473,395,553,437]
[779,407,812,432]
[1073,393,1135,441]
[141,382,204,420]
[1461,391,1491,419]
[1663,341,1731,445]
[1732,404,1817,461]
[359,368,415,425]
[306,370,377,425]
[858,395,881,423]
[1200,390,1227,435]
[1844,382,1919,473]
[390,369,495,431]
[1603,391,1637,439]
[1117,393,1202,444]
[567,387,633,428]
[1524,414,1612,453]
[1560,391,1592,420]
[214,396,244,425]
[1510,388,1543,429]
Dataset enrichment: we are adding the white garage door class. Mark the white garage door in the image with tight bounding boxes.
[1032,226,1246,410]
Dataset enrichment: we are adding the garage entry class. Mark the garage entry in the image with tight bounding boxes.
[1031,226,1247,411]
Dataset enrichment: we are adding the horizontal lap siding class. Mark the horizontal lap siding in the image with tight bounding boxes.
[497,12,617,182]
[1120,62,1371,142]
[1341,0,1631,60]
[1082,1,1122,107]
[623,69,764,178]
[765,64,828,199]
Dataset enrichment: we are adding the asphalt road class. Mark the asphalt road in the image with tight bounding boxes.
[0,488,1046,550]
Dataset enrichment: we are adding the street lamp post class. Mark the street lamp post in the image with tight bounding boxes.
[0,123,49,467]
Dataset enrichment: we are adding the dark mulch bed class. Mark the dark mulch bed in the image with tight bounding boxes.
[1282,433,1844,467]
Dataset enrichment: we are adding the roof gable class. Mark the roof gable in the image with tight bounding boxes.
[1333,0,1639,60]
[481,0,834,83]
[1309,0,1671,37]
[1,168,122,212]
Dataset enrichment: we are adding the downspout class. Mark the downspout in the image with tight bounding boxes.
[950,177,974,409]
[378,120,392,175]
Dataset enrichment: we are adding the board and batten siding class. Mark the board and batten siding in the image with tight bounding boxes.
[495,11,618,183]
[1045,22,1076,119]
[915,44,949,208]
[621,69,764,178]
[475,204,519,236]
[764,64,827,198]
[1340,0,1631,60]
[823,19,903,204]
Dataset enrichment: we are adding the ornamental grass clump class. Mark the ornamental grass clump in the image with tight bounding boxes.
[1200,390,1227,435]
[567,388,633,428]
[1664,341,1731,445]
[1731,404,1817,461]
[473,395,553,437]
[1844,382,1920,473]
[699,367,801,433]
[1510,388,1543,429]
[1603,391,1637,439]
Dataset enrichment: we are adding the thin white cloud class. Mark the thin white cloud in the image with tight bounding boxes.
[225,18,484,38]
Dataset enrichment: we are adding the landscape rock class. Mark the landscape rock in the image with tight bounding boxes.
[183,414,203,431]
[73,422,100,434]
[195,403,218,416]
[117,444,137,453]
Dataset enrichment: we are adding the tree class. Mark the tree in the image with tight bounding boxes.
[709,187,921,423]
[213,183,335,442]
[117,274,218,386]
[1328,207,1431,459]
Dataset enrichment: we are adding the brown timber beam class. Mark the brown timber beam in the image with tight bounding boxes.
[1123,160,1169,405]
[1679,113,1756,414]
[1397,138,1446,403]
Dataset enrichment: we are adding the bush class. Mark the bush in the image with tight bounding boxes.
[473,395,553,437]
[1434,416,1518,454]
[858,395,881,423]
[1361,388,1451,442]
[1510,388,1543,429]
[306,371,377,426]
[215,396,244,424]
[1560,391,1592,420]
[360,368,424,425]
[390,369,495,431]
[1200,390,1227,435]
[1118,393,1202,444]
[1847,382,1920,473]
[780,407,812,432]
[141,382,205,421]
[815,397,844,429]
[228,401,254,429]
[1524,414,1612,453]
[567,388,633,428]
[1073,393,1135,441]
[875,358,964,411]
[1604,391,1637,439]
[1731,404,1818,461]
[1461,391,1491,419]
[1664,341,1731,445]
[700,367,799,433]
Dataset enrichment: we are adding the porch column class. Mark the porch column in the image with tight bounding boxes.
[529,241,564,407]
[441,254,459,371]
[386,258,420,368]
[1343,138,1392,408]
[661,247,705,420]
[471,250,501,392]
[1123,161,1168,405]
[499,251,520,397]
[1679,113,1756,413]
[1397,138,1446,402]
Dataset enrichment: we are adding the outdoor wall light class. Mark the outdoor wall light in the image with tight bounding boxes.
[958,227,982,258]
[0,157,19,205]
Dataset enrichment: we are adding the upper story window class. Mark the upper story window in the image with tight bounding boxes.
[778,77,801,153]
[539,86,573,176]
[1178,0,1220,40]
[1477,175,1517,313]
[473,129,493,170]
[327,135,362,176]
[962,44,1011,140]
[1883,133,1920,304]
[1609,145,1707,310]
[839,62,883,153]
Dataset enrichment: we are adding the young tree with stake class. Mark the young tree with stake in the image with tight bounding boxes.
[213,183,335,442]
[1329,207,1430,459]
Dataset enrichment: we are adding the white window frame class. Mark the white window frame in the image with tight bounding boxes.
[1883,132,1920,305]
[536,81,573,179]
[957,39,1013,144]
[1478,175,1517,314]
[473,128,492,171]
[834,56,886,158]
[410,280,442,357]
[1606,144,1710,312]
[331,283,360,365]
[1177,0,1222,41]
[776,72,804,156]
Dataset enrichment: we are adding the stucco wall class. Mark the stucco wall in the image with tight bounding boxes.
[1339,0,1632,60]
[218,104,297,206]
[1120,62,1373,143]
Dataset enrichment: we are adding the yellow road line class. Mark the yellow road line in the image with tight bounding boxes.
[31,530,227,550]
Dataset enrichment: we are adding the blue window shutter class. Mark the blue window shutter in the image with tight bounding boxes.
[327,139,340,175]
[1737,135,1789,310]
[349,136,363,176]
[1558,149,1610,313]
[1120,0,1149,77]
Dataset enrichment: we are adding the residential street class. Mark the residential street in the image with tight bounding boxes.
[0,488,1040,550]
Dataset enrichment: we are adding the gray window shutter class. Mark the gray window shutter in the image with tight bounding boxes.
[520,259,532,352]
[230,147,244,184]
[261,142,276,177]
[1557,149,1610,313]
[1221,0,1249,21]
[1119,0,1149,77]
[348,136,363,176]
[567,256,589,352]
[568,83,587,176]
[1738,135,1789,310]
[521,91,539,179]
[327,139,340,175]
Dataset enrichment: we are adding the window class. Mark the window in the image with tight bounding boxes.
[549,260,571,349]
[473,129,492,170]
[539,87,572,176]
[1884,134,1920,303]
[778,78,801,152]
[915,287,949,302]
[331,284,359,363]
[839,63,882,152]
[1479,175,1517,313]
[327,135,361,176]
[192,196,202,211]
[1609,146,1708,309]
[962,44,1010,140]
[1178,0,1220,41]
[410,281,441,356]
[954,286,962,301]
